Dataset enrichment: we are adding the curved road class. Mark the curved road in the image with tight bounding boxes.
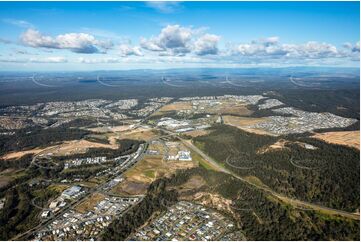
[171,132,359,221]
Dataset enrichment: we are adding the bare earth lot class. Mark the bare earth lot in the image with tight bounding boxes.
[112,148,198,196]
[313,131,360,149]
[183,129,212,137]
[156,101,193,112]
[223,115,274,135]
[75,193,106,213]
[207,101,253,116]
[1,139,119,160]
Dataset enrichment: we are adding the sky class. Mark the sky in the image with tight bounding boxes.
[0,1,359,71]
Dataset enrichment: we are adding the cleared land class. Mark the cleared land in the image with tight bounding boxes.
[109,127,159,142]
[0,176,11,188]
[0,169,27,188]
[112,146,198,195]
[75,193,105,213]
[156,101,192,112]
[151,100,252,117]
[223,115,273,136]
[123,155,197,184]
[88,124,134,133]
[313,131,360,149]
[147,142,166,154]
[1,139,118,160]
[111,180,149,196]
[47,184,69,193]
[257,139,317,154]
[176,175,206,193]
[1,148,44,160]
[182,129,212,138]
[257,139,289,154]
[207,101,253,116]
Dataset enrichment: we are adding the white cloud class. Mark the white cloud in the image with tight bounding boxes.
[0,38,11,44]
[118,44,143,57]
[141,25,193,55]
[343,41,360,53]
[3,18,33,28]
[233,38,341,60]
[78,57,121,64]
[30,56,68,63]
[140,37,164,51]
[146,1,182,13]
[260,36,279,46]
[0,56,67,63]
[140,24,220,57]
[14,49,30,55]
[193,34,220,56]
[11,25,359,67]
[20,29,112,54]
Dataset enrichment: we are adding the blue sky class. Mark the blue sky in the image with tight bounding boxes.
[0,1,359,71]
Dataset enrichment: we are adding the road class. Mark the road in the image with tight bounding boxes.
[11,142,148,241]
[8,101,359,240]
[169,131,360,221]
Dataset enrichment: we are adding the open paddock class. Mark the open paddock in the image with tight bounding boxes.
[313,131,360,149]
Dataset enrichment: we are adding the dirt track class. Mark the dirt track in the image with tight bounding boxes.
[172,132,360,221]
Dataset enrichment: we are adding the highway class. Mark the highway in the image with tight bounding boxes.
[8,104,360,240]
[168,130,360,221]
[11,143,148,241]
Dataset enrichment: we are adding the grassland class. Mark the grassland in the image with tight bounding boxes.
[0,169,27,188]
[223,115,273,135]
[1,139,119,160]
[182,129,212,138]
[75,193,105,213]
[47,184,69,193]
[156,101,193,112]
[112,143,198,196]
[207,100,253,116]
[313,130,360,149]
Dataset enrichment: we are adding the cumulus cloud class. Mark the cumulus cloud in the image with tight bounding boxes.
[260,36,279,46]
[193,34,220,56]
[20,29,113,54]
[11,24,359,67]
[118,44,143,57]
[141,25,193,55]
[339,41,360,61]
[354,42,360,52]
[288,41,338,59]
[343,41,360,53]
[140,25,220,57]
[233,37,342,60]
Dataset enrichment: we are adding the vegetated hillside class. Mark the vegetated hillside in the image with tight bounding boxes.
[274,89,360,119]
[193,124,360,212]
[0,182,59,240]
[0,126,90,156]
[102,167,360,241]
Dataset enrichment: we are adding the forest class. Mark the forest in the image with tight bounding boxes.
[193,124,360,212]
[102,167,360,240]
[0,126,90,156]
[0,182,58,240]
